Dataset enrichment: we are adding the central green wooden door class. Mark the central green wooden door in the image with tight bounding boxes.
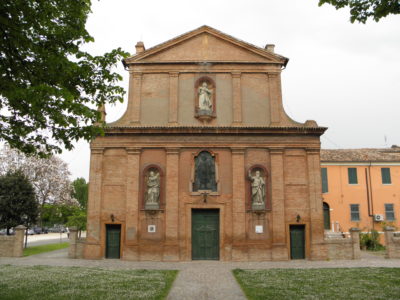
[192,209,219,260]
[106,224,121,259]
[290,225,305,259]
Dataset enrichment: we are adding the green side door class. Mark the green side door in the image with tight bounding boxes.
[106,224,121,259]
[290,225,305,259]
[192,209,219,260]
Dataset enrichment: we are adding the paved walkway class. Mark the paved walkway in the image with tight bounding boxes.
[1,250,400,300]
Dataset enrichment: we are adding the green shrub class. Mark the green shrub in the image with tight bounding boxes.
[360,229,385,251]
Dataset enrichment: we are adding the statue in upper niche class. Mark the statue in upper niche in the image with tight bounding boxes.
[198,82,213,111]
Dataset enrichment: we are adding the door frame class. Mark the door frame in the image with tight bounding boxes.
[189,206,223,261]
[289,224,306,260]
[103,222,124,259]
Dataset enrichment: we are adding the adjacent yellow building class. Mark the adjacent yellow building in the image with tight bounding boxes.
[321,147,400,242]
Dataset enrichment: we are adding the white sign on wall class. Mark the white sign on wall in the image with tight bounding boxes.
[148,225,156,233]
[255,225,263,234]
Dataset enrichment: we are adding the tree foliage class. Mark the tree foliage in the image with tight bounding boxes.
[0,170,38,234]
[71,177,88,209]
[319,0,400,23]
[66,209,87,232]
[0,0,129,156]
[42,203,81,227]
[0,145,77,225]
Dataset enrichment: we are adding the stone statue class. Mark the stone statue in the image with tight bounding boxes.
[194,152,217,191]
[248,169,266,209]
[145,170,160,209]
[198,82,213,111]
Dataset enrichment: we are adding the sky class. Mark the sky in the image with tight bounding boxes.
[61,0,400,180]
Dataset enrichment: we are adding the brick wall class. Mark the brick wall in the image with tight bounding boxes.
[68,227,86,259]
[325,238,353,260]
[384,227,400,259]
[0,226,25,257]
[0,236,15,256]
[325,228,360,260]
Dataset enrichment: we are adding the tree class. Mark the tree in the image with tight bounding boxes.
[0,145,77,225]
[42,203,80,227]
[67,209,87,238]
[0,170,38,235]
[319,0,400,23]
[69,178,88,238]
[72,178,88,209]
[0,0,129,157]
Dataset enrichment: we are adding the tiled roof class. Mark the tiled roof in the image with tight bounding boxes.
[321,146,400,162]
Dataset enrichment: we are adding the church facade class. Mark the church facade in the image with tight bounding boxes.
[84,26,328,261]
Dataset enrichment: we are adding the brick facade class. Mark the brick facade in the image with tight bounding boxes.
[84,26,327,261]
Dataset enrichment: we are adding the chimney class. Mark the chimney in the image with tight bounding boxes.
[135,41,145,54]
[265,44,275,53]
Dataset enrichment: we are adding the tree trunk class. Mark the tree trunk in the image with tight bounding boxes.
[25,229,28,248]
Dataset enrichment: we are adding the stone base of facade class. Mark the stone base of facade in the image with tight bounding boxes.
[83,243,102,260]
[271,243,289,261]
[310,242,328,261]
[82,242,334,261]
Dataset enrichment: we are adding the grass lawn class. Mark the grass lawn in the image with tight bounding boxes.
[23,242,70,256]
[233,268,400,300]
[0,265,177,300]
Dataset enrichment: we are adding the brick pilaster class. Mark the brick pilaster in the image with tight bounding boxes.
[270,148,288,260]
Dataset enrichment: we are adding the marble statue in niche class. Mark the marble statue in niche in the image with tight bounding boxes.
[248,168,266,210]
[145,169,160,210]
[198,82,213,112]
[193,151,217,192]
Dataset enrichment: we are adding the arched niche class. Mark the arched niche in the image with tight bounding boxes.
[194,76,216,122]
[140,164,165,210]
[246,165,270,211]
[191,150,219,193]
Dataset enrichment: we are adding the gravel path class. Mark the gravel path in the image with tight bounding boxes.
[1,249,400,300]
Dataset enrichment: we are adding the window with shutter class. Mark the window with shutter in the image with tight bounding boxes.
[385,203,395,221]
[350,204,360,221]
[381,168,391,184]
[321,168,328,193]
[348,168,358,184]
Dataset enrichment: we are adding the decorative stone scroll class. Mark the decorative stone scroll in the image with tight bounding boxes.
[144,167,161,210]
[194,77,216,122]
[248,166,267,211]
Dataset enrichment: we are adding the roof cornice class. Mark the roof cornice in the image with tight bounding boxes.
[103,125,327,136]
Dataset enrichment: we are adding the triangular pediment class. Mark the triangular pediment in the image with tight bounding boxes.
[124,25,288,65]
